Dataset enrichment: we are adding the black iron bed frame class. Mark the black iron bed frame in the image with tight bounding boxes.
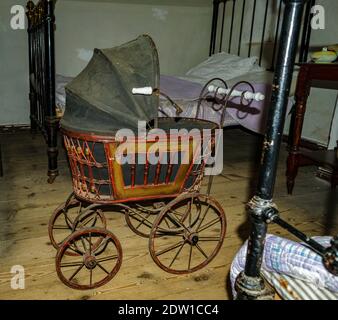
[25,0,338,298]
[26,0,57,183]
[209,0,316,69]
[26,0,314,184]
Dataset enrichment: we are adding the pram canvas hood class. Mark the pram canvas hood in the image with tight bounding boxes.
[61,35,160,135]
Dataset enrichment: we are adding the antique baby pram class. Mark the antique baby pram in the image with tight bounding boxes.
[48,35,261,290]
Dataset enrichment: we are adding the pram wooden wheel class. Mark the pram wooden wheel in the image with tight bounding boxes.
[124,202,165,238]
[149,193,226,274]
[55,227,122,290]
[48,195,106,255]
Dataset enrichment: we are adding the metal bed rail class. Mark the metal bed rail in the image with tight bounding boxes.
[209,0,316,70]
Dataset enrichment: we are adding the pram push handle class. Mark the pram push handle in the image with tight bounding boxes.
[132,86,153,95]
[207,85,265,102]
[132,87,183,115]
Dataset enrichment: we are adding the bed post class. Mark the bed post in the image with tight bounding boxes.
[44,0,58,183]
[26,1,37,134]
[234,0,308,300]
[209,0,221,56]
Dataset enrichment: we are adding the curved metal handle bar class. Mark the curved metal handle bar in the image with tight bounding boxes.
[195,79,258,128]
[158,91,183,115]
[218,81,256,127]
[196,77,228,126]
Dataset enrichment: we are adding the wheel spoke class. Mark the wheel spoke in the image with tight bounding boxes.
[129,211,154,229]
[135,212,152,230]
[75,210,101,230]
[61,260,84,268]
[188,245,193,271]
[53,225,71,230]
[155,240,184,257]
[161,215,169,228]
[196,203,211,231]
[165,212,190,233]
[198,236,220,242]
[83,215,96,227]
[77,202,83,215]
[76,218,87,229]
[169,242,186,268]
[189,197,194,226]
[66,244,84,255]
[89,233,92,255]
[93,236,110,254]
[96,255,119,263]
[90,269,93,287]
[81,237,87,252]
[97,262,110,275]
[156,232,184,237]
[197,217,220,233]
[170,208,186,223]
[62,212,74,228]
[68,263,85,281]
[195,243,208,259]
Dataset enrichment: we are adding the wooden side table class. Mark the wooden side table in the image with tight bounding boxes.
[286,63,338,194]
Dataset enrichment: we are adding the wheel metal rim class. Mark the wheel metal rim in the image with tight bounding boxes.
[55,227,122,290]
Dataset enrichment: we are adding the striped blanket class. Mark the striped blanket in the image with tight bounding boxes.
[230,234,338,300]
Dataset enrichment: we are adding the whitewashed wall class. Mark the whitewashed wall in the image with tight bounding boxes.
[0,0,212,125]
[0,0,337,148]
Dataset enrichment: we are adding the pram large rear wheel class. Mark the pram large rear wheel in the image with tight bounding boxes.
[55,227,122,290]
[48,195,106,256]
[149,193,226,274]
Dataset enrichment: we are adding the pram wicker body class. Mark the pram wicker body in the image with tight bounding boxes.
[48,36,227,290]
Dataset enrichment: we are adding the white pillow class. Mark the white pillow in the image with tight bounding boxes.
[185,52,264,81]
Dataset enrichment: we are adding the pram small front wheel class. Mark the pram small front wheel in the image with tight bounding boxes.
[55,227,122,290]
[48,196,106,256]
[149,193,226,274]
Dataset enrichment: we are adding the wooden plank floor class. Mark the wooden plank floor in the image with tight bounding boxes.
[0,128,337,300]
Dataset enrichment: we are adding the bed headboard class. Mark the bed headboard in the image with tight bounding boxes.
[209,0,316,71]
